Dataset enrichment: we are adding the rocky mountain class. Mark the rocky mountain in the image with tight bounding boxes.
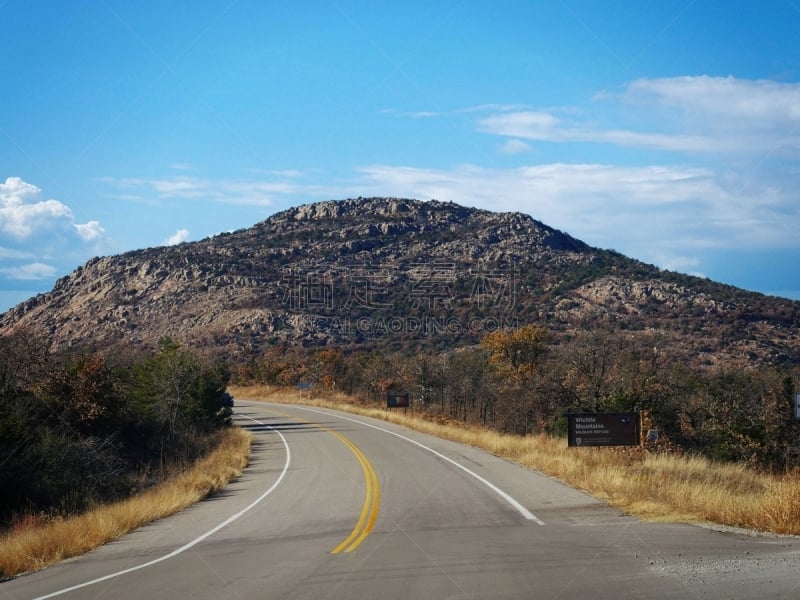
[2,197,800,367]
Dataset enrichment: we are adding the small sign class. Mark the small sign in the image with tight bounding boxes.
[568,412,640,447]
[387,392,410,409]
[795,393,800,420]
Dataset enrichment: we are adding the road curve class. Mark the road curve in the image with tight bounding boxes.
[3,400,800,599]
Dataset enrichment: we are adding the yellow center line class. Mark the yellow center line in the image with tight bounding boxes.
[262,408,380,554]
[329,430,380,554]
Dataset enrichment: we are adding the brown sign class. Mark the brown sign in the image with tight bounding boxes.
[387,392,410,408]
[567,412,640,447]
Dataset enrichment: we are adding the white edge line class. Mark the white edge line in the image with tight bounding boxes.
[34,412,291,600]
[297,406,544,525]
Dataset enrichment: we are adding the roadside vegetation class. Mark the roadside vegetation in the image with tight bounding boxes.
[233,326,800,472]
[231,385,800,536]
[0,427,250,578]
[0,331,251,579]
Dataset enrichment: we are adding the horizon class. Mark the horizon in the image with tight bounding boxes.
[2,1,800,312]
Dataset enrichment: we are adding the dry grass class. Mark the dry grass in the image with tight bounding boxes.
[0,427,252,579]
[231,384,800,536]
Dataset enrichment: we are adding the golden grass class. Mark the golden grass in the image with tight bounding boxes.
[230,384,800,536]
[0,426,252,579]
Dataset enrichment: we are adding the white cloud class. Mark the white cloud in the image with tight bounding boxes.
[244,168,306,179]
[151,177,209,198]
[0,177,73,239]
[480,76,800,155]
[650,253,705,278]
[623,76,800,123]
[0,178,107,293]
[479,110,720,153]
[498,139,533,155]
[0,177,106,243]
[0,246,35,260]
[163,228,190,246]
[74,220,105,241]
[384,104,530,119]
[0,262,58,280]
[104,175,306,206]
[621,76,800,154]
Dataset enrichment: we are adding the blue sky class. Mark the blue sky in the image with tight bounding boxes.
[2,1,800,312]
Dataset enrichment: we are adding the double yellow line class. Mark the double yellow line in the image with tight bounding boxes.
[265,408,380,554]
[328,430,380,554]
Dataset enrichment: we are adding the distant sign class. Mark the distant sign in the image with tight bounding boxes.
[568,412,640,447]
[387,392,410,409]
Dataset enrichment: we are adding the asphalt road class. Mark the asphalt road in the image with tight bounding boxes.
[3,401,799,599]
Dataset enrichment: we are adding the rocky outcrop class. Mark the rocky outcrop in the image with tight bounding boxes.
[2,197,799,366]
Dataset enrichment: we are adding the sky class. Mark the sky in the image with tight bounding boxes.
[2,1,800,312]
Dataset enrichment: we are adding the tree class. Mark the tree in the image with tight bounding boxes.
[441,348,492,422]
[759,375,800,471]
[310,349,346,391]
[132,338,231,443]
[46,352,125,436]
[481,325,549,378]
[481,326,550,434]
[561,329,618,412]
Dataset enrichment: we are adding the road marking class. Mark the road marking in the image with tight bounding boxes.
[263,407,380,553]
[328,430,381,554]
[298,406,545,525]
[33,412,291,600]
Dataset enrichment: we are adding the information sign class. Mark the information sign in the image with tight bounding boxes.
[568,412,640,447]
[387,392,410,409]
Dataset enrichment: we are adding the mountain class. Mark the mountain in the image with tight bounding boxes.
[2,197,800,366]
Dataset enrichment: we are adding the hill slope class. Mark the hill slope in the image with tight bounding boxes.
[2,197,799,366]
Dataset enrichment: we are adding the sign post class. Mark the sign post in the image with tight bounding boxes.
[567,412,640,447]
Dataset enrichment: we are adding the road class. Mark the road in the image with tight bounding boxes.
[3,401,799,599]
